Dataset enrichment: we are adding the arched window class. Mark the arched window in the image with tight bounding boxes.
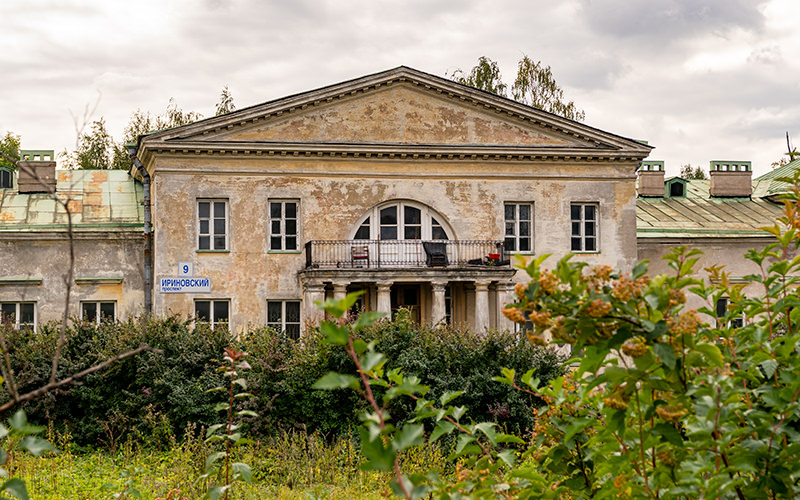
[351,201,454,241]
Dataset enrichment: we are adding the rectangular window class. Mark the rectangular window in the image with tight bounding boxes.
[570,203,598,252]
[715,297,744,328]
[194,300,230,330]
[504,203,533,253]
[81,301,116,324]
[0,169,11,189]
[0,302,35,331]
[198,200,228,251]
[269,201,298,251]
[267,300,301,340]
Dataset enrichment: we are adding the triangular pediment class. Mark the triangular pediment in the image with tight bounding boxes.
[141,67,651,157]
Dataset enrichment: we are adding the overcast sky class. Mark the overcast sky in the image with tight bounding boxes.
[2,0,799,176]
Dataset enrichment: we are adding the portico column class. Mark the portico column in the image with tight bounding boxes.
[303,281,327,326]
[332,282,348,302]
[431,281,447,326]
[376,281,392,317]
[474,280,491,333]
[496,282,515,331]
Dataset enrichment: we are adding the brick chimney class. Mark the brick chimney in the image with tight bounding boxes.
[709,161,751,197]
[637,160,665,197]
[17,150,56,194]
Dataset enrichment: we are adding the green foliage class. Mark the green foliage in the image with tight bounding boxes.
[449,56,508,97]
[450,55,585,121]
[215,87,236,116]
[0,132,20,170]
[511,55,585,122]
[680,163,707,180]
[200,348,255,500]
[0,410,57,500]
[4,317,230,447]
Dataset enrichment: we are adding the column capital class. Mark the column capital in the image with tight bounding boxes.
[303,282,327,293]
[474,280,491,291]
[431,280,448,291]
[376,281,393,291]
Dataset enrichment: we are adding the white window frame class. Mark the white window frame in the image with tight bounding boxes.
[269,200,300,251]
[266,300,302,339]
[350,200,453,241]
[81,301,116,325]
[570,203,599,253]
[197,199,228,251]
[194,299,230,330]
[504,202,533,253]
[0,302,35,330]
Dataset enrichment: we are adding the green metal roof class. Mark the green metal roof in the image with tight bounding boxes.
[0,170,143,231]
[637,179,784,239]
[751,158,800,199]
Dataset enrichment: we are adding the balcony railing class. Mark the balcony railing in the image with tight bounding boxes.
[305,240,510,269]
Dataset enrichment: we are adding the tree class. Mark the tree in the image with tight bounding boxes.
[511,55,585,122]
[449,57,508,97]
[450,55,585,122]
[680,163,707,180]
[215,86,236,116]
[0,132,20,170]
[72,118,117,170]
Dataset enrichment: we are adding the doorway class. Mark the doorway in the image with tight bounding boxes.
[391,284,421,323]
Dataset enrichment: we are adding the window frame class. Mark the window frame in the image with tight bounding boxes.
[350,201,453,241]
[0,302,35,331]
[266,300,302,339]
[197,199,229,252]
[194,299,230,330]
[268,200,300,252]
[503,202,533,253]
[570,202,599,253]
[81,301,116,325]
[0,168,12,189]
[715,297,744,328]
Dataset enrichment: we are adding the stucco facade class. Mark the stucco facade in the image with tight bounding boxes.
[134,67,649,333]
[2,67,655,333]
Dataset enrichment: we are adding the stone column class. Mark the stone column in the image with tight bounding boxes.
[303,281,327,326]
[376,281,392,317]
[496,281,515,331]
[332,282,348,302]
[474,280,491,333]
[430,281,447,326]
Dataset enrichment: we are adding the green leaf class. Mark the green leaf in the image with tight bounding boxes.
[393,424,425,451]
[498,449,516,468]
[206,485,229,500]
[231,462,252,483]
[316,291,364,318]
[455,434,476,455]
[496,433,525,445]
[359,427,395,472]
[213,402,229,413]
[8,411,41,434]
[236,410,258,418]
[653,342,677,370]
[18,436,55,457]
[232,378,247,389]
[439,390,464,406]
[430,421,455,442]
[206,424,225,437]
[1,478,28,500]
[319,321,349,345]
[521,370,540,390]
[353,311,386,330]
[361,351,386,373]
[474,422,498,446]
[759,359,779,379]
[313,372,359,390]
[695,342,723,367]
[205,451,227,470]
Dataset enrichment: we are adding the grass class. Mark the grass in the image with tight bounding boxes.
[7,427,451,499]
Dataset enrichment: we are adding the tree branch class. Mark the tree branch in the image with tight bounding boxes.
[0,344,162,414]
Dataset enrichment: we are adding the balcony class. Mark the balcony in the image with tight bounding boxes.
[304,240,511,270]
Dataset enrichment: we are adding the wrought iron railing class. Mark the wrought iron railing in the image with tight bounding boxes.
[305,240,510,269]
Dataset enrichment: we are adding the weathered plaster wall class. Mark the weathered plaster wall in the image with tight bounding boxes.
[151,155,639,330]
[638,238,777,312]
[225,85,574,147]
[0,234,145,324]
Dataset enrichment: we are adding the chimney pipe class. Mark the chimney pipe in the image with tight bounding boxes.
[637,161,665,197]
[709,161,751,197]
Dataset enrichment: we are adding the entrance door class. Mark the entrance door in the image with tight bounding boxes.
[391,284,421,323]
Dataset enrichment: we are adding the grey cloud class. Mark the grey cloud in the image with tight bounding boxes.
[577,0,768,44]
